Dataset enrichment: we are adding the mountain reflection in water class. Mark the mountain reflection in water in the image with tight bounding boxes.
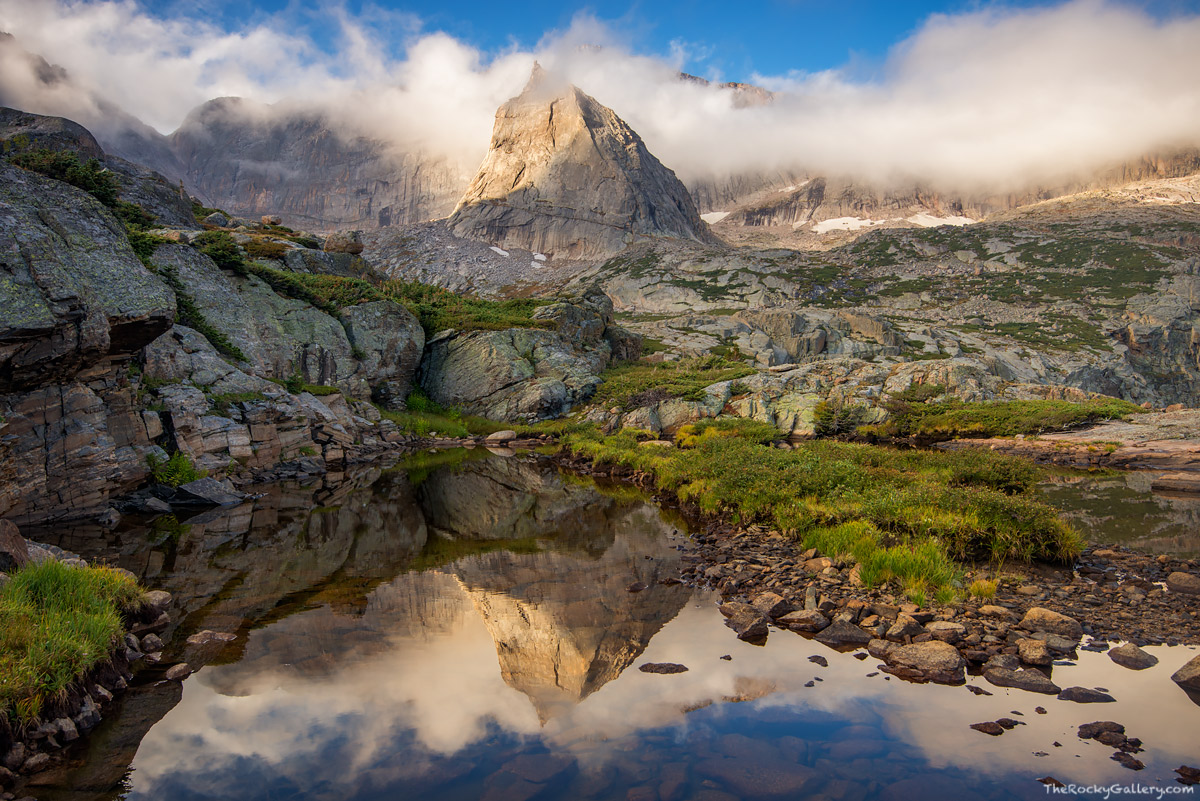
[26,452,1200,801]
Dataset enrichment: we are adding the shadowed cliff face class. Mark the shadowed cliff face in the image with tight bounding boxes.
[168,98,467,232]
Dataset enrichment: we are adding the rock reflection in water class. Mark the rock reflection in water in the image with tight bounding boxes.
[29,452,692,799]
[1041,470,1200,555]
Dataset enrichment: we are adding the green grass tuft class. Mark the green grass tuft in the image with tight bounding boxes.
[0,561,143,723]
[147,451,206,487]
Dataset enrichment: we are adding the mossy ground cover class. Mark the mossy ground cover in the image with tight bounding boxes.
[379,389,595,439]
[562,418,1083,602]
[0,561,143,723]
[868,396,1144,441]
[591,355,754,410]
[243,262,551,336]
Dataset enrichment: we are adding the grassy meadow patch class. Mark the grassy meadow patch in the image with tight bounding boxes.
[563,418,1082,602]
[592,355,754,410]
[865,396,1144,442]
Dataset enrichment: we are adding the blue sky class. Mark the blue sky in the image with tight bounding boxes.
[156,0,1200,81]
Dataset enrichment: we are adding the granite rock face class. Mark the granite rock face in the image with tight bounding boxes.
[419,327,609,422]
[447,66,718,260]
[0,125,427,521]
[0,163,175,392]
[0,161,178,522]
[149,244,423,406]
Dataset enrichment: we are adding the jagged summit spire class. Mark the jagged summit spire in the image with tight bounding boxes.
[446,68,718,260]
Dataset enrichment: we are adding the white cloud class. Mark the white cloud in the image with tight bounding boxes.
[0,0,1198,193]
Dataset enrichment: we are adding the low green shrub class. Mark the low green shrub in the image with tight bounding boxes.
[9,149,118,207]
[147,450,206,487]
[877,396,1144,442]
[192,230,247,274]
[813,398,869,437]
[243,239,289,260]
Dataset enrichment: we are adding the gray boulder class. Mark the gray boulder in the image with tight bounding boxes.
[1108,643,1158,670]
[777,610,829,633]
[1167,572,1200,595]
[1057,687,1115,703]
[815,620,872,648]
[1172,654,1200,692]
[719,602,770,641]
[169,478,245,508]
[419,327,609,421]
[1019,607,1083,640]
[882,640,966,685]
[984,667,1062,694]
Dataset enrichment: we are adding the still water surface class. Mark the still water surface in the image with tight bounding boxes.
[26,452,1200,800]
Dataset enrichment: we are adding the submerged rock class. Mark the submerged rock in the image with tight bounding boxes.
[1077,721,1124,740]
[638,662,688,674]
[1057,687,1116,703]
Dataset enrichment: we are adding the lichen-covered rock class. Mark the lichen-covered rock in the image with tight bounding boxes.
[0,163,174,392]
[1173,654,1200,692]
[418,326,610,422]
[1108,643,1158,671]
[882,640,966,685]
[323,230,364,255]
[341,301,424,408]
[151,244,422,404]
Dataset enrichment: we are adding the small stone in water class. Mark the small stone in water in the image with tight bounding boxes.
[639,662,688,674]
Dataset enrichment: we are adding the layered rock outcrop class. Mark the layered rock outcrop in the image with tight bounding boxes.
[149,244,424,405]
[447,66,718,260]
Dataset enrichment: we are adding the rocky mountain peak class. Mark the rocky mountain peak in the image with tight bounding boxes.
[446,67,719,260]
